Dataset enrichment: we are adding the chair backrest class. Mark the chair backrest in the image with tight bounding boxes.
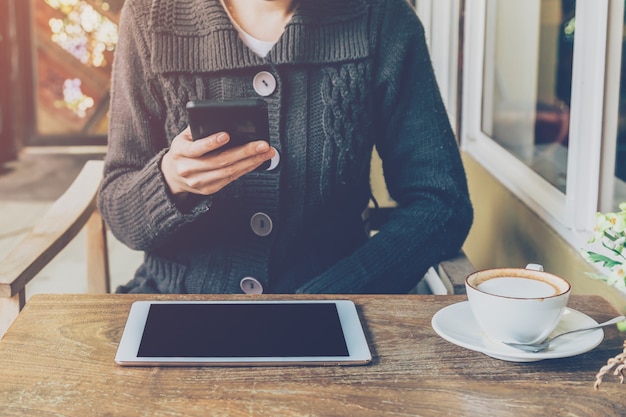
[0,160,109,337]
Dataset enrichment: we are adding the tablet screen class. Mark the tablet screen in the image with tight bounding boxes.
[137,303,349,358]
[115,300,372,366]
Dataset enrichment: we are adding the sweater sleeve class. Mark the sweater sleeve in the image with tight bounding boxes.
[98,0,211,252]
[296,0,473,294]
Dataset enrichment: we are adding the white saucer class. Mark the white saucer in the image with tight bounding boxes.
[431,301,604,362]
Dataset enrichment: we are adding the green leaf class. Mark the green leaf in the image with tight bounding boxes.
[601,242,625,258]
[585,251,622,268]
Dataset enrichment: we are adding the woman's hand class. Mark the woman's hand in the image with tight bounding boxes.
[161,126,275,201]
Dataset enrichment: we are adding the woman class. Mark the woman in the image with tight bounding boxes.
[99,0,473,294]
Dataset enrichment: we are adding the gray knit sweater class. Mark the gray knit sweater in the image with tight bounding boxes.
[98,0,473,294]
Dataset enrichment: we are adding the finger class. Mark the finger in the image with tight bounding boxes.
[191,147,275,195]
[197,131,230,155]
[175,128,231,158]
[206,141,271,168]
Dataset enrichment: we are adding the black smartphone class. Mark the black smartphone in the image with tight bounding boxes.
[186,99,271,170]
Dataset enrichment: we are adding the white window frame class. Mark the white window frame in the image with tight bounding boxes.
[599,0,624,212]
[460,0,624,249]
[414,0,462,132]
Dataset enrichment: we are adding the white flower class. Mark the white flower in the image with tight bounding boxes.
[584,203,626,290]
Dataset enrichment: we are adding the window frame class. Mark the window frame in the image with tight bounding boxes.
[1,0,36,157]
[460,0,624,249]
[415,0,463,133]
[599,0,625,213]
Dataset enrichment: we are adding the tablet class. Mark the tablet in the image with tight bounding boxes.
[115,300,372,367]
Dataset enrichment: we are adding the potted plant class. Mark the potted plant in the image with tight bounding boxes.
[583,202,626,389]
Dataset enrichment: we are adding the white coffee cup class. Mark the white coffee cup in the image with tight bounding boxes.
[465,264,571,344]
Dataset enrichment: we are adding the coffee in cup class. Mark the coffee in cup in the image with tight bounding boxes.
[465,264,571,344]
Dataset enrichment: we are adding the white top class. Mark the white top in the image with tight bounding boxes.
[238,31,275,58]
[220,0,276,58]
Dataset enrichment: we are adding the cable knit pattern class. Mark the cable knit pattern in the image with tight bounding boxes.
[320,64,371,201]
[99,0,473,294]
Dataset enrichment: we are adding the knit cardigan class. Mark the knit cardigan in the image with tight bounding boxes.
[98,0,473,294]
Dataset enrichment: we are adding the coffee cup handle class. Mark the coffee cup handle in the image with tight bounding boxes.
[525,263,544,271]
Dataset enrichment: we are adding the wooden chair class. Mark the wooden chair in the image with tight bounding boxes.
[0,160,474,337]
[0,160,109,337]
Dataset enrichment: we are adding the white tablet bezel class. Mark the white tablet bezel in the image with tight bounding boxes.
[115,300,372,366]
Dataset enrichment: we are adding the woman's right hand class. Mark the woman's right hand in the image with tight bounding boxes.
[161,126,275,202]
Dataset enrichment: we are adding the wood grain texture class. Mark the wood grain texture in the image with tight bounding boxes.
[0,160,108,337]
[0,291,23,339]
[0,294,624,416]
[0,160,106,297]
[86,209,110,294]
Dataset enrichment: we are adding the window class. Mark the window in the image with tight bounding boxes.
[6,0,124,147]
[462,0,625,245]
[35,0,121,137]
[481,0,573,193]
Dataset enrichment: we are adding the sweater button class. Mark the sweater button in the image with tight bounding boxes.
[250,212,273,236]
[253,71,276,96]
[265,147,280,171]
[240,277,263,294]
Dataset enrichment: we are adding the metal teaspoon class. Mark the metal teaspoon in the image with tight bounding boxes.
[503,315,626,353]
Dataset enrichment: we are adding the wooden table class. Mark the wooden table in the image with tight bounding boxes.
[0,294,624,416]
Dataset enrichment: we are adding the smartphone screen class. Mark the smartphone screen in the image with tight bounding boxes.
[186,99,271,170]
[186,99,269,146]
